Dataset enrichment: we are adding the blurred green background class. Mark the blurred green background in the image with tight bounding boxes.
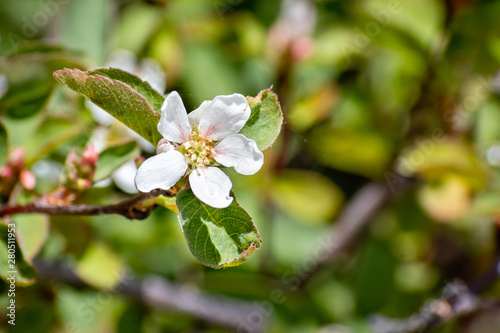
[2,0,500,332]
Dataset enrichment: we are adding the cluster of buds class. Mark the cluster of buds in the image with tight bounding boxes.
[61,146,98,191]
[0,148,36,198]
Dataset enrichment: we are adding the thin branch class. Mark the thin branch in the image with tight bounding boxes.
[369,280,497,333]
[34,260,264,333]
[298,180,409,287]
[0,189,174,220]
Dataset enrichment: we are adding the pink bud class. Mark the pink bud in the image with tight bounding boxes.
[0,165,14,179]
[135,156,146,168]
[290,37,314,61]
[20,170,36,190]
[10,147,25,169]
[81,146,98,166]
[77,178,92,190]
[66,149,79,165]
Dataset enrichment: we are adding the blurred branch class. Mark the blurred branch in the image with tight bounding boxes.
[34,260,264,333]
[369,280,498,333]
[300,180,409,287]
[0,189,174,220]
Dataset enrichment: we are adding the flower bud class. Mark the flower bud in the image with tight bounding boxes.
[0,165,14,179]
[10,147,25,169]
[20,170,36,190]
[81,145,98,166]
[156,138,172,154]
[135,156,146,168]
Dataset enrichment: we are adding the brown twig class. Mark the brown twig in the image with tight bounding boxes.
[34,260,264,333]
[0,189,174,220]
[369,280,497,333]
[297,180,410,288]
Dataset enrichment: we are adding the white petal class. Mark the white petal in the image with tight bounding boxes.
[138,58,166,94]
[124,126,156,153]
[196,94,251,141]
[135,150,188,192]
[87,100,115,126]
[108,49,138,73]
[189,167,233,208]
[156,138,173,154]
[157,91,191,144]
[187,100,210,128]
[214,134,264,175]
[112,160,139,194]
[88,127,109,153]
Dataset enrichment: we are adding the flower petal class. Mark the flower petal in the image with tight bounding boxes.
[87,100,114,126]
[196,94,251,141]
[157,91,191,144]
[135,150,188,192]
[189,167,233,208]
[214,134,264,175]
[156,138,173,154]
[112,159,138,194]
[187,100,209,128]
[138,58,166,94]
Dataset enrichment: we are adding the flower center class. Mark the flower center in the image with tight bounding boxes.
[179,131,215,168]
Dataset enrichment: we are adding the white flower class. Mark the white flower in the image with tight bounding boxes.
[135,91,264,208]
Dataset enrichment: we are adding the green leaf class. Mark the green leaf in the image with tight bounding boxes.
[14,214,50,261]
[75,242,124,289]
[23,117,83,165]
[94,141,139,181]
[0,221,37,285]
[53,68,164,146]
[61,0,110,64]
[0,45,84,119]
[0,214,49,285]
[240,88,283,151]
[90,68,164,111]
[270,169,344,224]
[184,43,245,105]
[308,126,393,179]
[176,189,262,268]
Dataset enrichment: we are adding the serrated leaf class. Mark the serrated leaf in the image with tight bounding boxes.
[90,68,164,111]
[53,68,163,146]
[94,141,139,181]
[240,88,283,151]
[176,189,261,268]
[0,221,37,285]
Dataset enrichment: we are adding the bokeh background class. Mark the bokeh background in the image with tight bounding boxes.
[2,0,500,332]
